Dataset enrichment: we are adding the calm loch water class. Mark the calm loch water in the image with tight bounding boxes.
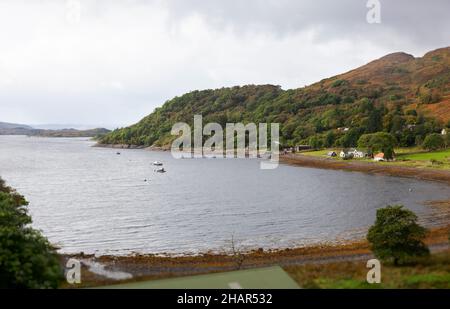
[0,135,449,255]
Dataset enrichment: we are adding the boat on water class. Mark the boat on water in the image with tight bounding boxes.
[152,161,163,166]
[155,167,166,173]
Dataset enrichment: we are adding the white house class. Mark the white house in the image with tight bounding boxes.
[337,127,350,132]
[352,149,366,158]
[340,150,353,159]
[442,128,448,135]
[340,148,366,159]
[406,124,416,130]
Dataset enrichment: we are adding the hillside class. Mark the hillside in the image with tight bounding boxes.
[28,128,111,138]
[99,47,450,148]
[0,122,33,130]
[0,125,110,138]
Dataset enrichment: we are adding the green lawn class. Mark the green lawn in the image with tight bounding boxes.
[300,147,450,170]
[397,148,450,161]
[90,252,450,289]
[393,148,450,169]
[96,266,300,289]
[285,251,450,289]
[300,149,339,157]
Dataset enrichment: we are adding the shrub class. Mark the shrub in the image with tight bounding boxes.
[0,178,62,288]
[405,109,417,116]
[367,205,429,265]
[357,132,397,159]
[422,133,445,150]
[331,79,347,88]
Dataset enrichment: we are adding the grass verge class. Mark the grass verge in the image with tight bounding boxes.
[284,250,450,289]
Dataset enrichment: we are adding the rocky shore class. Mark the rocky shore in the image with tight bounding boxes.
[63,225,450,287]
[94,143,147,149]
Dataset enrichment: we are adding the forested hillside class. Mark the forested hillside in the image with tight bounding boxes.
[100,47,450,149]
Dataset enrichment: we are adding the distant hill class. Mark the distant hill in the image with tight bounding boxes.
[28,128,111,138]
[0,122,33,130]
[31,124,110,130]
[97,46,449,148]
[0,124,110,138]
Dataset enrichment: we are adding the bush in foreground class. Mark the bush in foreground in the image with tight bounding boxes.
[0,178,62,288]
[367,205,429,265]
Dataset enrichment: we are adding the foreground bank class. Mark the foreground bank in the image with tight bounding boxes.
[62,225,450,288]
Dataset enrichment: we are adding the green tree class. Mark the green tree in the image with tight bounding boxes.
[405,109,417,116]
[422,133,445,150]
[0,178,62,288]
[357,132,397,159]
[309,136,323,149]
[324,131,336,148]
[367,205,429,265]
[398,130,416,147]
[365,107,384,133]
[337,128,363,148]
[445,132,450,148]
[384,147,395,160]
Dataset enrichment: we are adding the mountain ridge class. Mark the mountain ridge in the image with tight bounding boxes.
[99,46,450,148]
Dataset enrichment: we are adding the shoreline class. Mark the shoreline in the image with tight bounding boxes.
[281,154,450,185]
[64,144,450,286]
[95,142,450,185]
[63,225,450,287]
[93,143,148,149]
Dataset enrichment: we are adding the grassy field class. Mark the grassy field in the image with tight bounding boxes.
[94,250,450,289]
[300,149,339,157]
[395,148,450,169]
[397,148,450,161]
[97,266,300,289]
[299,147,450,170]
[284,250,450,289]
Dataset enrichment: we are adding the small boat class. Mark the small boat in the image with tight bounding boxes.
[152,161,163,166]
[116,152,121,155]
[155,167,166,173]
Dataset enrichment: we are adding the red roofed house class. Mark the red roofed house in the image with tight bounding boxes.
[374,153,385,162]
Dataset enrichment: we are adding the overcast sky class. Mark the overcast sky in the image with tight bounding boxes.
[0,0,449,128]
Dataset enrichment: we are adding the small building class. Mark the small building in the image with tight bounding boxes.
[294,145,312,152]
[340,149,354,159]
[374,153,385,162]
[352,149,366,158]
[442,129,448,135]
[340,148,365,159]
[327,151,337,157]
[337,127,350,132]
[406,124,416,131]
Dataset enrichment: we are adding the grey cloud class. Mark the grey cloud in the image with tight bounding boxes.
[0,0,448,126]
[157,0,449,48]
